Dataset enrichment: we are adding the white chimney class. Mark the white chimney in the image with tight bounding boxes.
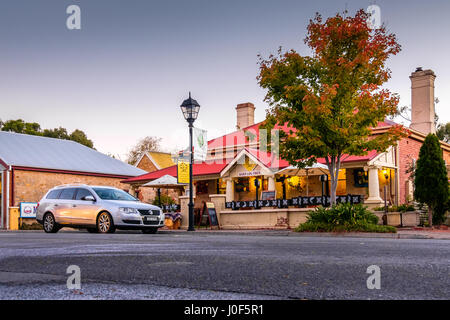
[409,67,436,134]
[236,102,255,130]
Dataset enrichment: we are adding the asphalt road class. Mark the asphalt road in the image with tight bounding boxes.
[0,231,448,300]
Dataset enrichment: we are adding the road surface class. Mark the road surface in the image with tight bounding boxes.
[0,231,448,299]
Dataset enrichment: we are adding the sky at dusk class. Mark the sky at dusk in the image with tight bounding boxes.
[1,0,449,160]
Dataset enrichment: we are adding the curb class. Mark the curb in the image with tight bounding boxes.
[1,229,448,240]
[158,229,445,240]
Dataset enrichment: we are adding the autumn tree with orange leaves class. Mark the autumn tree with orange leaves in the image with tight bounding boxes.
[258,10,407,205]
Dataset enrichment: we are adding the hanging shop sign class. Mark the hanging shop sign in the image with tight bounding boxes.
[177,160,190,184]
[193,127,207,161]
[225,194,363,210]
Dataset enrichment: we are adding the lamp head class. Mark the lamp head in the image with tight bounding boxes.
[180,92,200,123]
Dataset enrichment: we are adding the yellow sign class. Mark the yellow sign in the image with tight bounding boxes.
[177,160,190,184]
[243,156,257,172]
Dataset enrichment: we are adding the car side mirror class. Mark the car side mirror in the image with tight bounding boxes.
[83,195,95,201]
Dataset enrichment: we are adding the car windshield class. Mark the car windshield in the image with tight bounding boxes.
[92,188,138,201]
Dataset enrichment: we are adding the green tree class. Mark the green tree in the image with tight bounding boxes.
[414,134,449,226]
[436,122,450,143]
[0,119,94,148]
[0,119,42,135]
[43,127,70,140]
[258,10,406,204]
[69,129,94,148]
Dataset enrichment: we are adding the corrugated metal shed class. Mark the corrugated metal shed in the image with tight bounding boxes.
[0,131,146,177]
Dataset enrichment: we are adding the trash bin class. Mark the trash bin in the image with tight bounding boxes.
[9,207,20,230]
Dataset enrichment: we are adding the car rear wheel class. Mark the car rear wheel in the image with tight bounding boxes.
[142,227,158,234]
[96,212,115,233]
[43,213,59,233]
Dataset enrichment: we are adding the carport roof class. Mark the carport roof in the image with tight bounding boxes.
[0,131,146,177]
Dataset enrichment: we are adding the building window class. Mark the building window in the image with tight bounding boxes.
[353,169,369,187]
[195,181,209,195]
[217,179,226,194]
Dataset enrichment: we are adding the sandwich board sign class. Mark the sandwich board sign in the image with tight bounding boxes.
[198,202,220,229]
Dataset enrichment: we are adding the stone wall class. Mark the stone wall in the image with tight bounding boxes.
[219,208,309,230]
[398,137,422,204]
[12,169,130,206]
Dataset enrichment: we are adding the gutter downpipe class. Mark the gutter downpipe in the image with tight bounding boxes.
[1,170,4,229]
[6,166,11,230]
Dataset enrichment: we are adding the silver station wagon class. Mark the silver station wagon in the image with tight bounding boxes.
[36,184,165,234]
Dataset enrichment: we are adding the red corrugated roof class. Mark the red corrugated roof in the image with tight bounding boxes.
[122,162,228,183]
[316,150,379,164]
[376,119,397,127]
[246,148,290,169]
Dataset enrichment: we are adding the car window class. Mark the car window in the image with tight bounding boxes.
[59,188,77,200]
[92,188,137,201]
[75,188,94,200]
[46,189,62,199]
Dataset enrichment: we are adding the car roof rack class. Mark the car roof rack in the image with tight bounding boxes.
[54,183,88,188]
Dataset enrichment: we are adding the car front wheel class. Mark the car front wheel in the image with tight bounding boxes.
[43,213,59,233]
[97,212,115,233]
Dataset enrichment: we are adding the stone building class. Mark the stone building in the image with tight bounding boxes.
[122,68,450,229]
[132,151,175,203]
[0,132,146,229]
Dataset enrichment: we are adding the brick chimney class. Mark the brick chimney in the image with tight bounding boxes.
[236,103,255,130]
[409,67,436,134]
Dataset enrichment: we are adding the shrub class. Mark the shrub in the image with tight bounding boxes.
[414,134,449,226]
[152,194,176,206]
[295,203,396,233]
[19,222,43,230]
[306,203,378,225]
[395,204,415,212]
[433,194,450,225]
[296,221,396,233]
[372,204,415,212]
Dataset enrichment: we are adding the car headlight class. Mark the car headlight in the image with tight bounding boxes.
[119,207,139,214]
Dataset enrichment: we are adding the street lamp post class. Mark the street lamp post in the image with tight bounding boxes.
[180,92,200,232]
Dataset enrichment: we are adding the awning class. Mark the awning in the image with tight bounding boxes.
[276,163,329,176]
[142,174,184,189]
